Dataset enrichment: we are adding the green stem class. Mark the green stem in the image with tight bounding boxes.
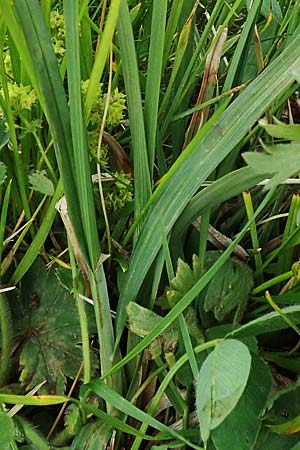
[252,270,293,295]
[0,293,11,386]
[69,241,91,384]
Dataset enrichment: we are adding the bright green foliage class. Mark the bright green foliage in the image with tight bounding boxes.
[10,260,97,394]
[196,339,251,445]
[0,83,37,115]
[200,251,253,322]
[28,170,54,196]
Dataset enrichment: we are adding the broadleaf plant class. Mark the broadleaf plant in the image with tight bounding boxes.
[10,260,97,394]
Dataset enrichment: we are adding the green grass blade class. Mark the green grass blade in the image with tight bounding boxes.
[64,0,100,268]
[223,0,262,91]
[115,34,300,344]
[144,0,167,177]
[118,0,151,237]
[88,380,203,450]
[84,0,121,121]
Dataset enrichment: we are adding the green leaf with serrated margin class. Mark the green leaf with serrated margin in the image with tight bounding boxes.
[9,260,97,394]
[28,170,54,196]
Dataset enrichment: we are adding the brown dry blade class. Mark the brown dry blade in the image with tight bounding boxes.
[184,28,228,147]
[55,196,91,296]
[102,131,133,175]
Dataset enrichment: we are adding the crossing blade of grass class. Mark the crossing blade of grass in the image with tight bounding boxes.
[11,0,89,264]
[172,166,270,239]
[115,34,300,346]
[88,380,203,450]
[144,0,167,178]
[117,0,151,238]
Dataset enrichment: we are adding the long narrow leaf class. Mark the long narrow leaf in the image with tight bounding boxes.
[117,0,151,238]
[64,0,100,268]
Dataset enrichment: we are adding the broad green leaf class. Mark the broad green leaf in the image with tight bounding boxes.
[10,260,97,394]
[196,339,251,445]
[261,0,283,24]
[262,351,300,374]
[0,411,14,446]
[200,251,253,322]
[228,305,300,339]
[28,170,54,196]
[212,355,272,450]
[254,429,299,450]
[243,144,300,190]
[127,301,203,359]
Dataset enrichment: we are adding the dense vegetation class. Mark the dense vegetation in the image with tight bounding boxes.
[1,0,300,449]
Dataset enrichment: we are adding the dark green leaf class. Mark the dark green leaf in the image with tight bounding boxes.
[212,355,272,450]
[200,252,253,322]
[10,260,97,394]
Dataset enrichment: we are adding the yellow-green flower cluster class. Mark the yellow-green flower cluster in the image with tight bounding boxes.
[81,80,127,163]
[106,172,133,211]
[50,10,65,59]
[81,80,126,130]
[0,83,37,115]
[104,88,126,128]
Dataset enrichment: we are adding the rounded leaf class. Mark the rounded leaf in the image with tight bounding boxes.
[196,339,251,444]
